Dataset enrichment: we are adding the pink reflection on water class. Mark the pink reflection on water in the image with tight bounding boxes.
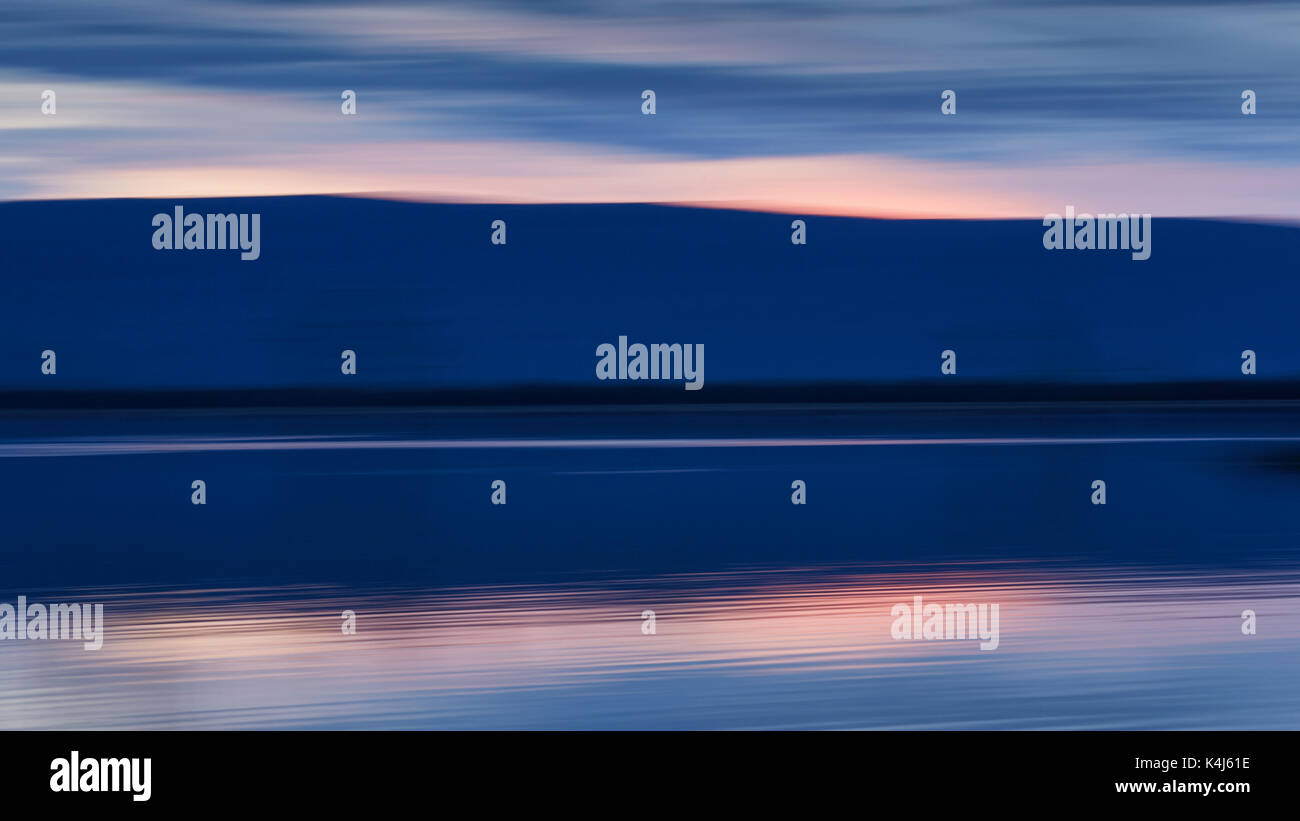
[1,563,1297,729]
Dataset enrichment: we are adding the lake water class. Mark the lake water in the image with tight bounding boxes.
[2,402,1298,729]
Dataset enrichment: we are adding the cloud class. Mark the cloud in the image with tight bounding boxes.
[17,136,1300,218]
[2,0,1298,209]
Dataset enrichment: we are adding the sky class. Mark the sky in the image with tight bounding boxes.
[2,0,1299,216]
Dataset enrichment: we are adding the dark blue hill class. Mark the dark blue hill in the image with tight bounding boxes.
[1,197,1295,403]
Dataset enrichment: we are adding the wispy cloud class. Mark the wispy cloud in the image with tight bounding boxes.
[3,0,1298,213]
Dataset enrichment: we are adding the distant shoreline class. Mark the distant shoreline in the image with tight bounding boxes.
[4,380,1300,410]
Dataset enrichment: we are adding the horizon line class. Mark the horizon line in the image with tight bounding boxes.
[3,192,1298,225]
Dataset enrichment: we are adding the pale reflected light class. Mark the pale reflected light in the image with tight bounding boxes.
[2,564,1296,729]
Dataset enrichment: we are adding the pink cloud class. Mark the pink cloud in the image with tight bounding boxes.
[21,139,1300,219]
